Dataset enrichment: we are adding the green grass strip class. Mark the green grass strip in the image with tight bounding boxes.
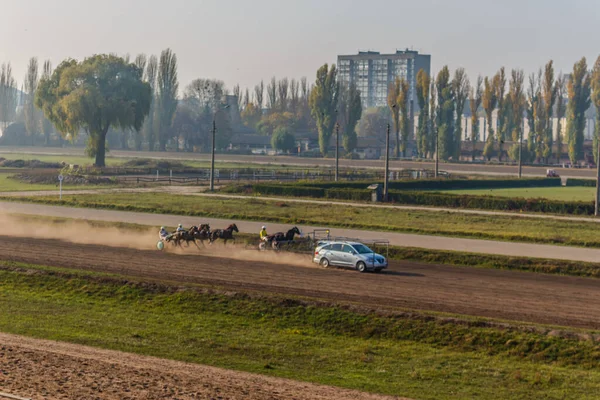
[1,263,600,400]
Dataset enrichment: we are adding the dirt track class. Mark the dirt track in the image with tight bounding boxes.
[3,236,600,329]
[0,332,402,400]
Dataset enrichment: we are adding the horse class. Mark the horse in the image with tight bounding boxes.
[264,226,301,250]
[190,224,212,247]
[210,223,239,245]
[170,227,198,248]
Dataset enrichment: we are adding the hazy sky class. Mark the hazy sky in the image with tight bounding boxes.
[1,0,598,93]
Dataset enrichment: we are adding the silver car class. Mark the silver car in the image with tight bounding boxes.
[313,241,388,273]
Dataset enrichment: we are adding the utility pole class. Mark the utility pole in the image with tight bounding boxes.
[209,103,230,191]
[434,124,439,178]
[384,122,390,201]
[210,118,216,191]
[335,122,340,182]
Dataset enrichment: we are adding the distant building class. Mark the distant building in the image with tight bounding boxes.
[337,49,431,110]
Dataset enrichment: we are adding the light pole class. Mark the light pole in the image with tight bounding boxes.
[210,104,230,191]
[335,122,340,182]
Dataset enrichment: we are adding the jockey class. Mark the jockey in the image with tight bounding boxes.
[176,224,185,232]
[260,226,268,241]
[159,226,169,240]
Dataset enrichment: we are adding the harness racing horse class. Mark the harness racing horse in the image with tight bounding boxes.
[190,224,212,247]
[264,226,301,250]
[210,224,239,245]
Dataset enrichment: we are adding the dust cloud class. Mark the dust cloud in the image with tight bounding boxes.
[1,213,314,268]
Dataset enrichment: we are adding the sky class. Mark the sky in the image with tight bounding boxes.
[1,0,598,93]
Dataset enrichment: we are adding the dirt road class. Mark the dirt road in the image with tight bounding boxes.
[2,201,600,263]
[0,332,402,400]
[0,145,594,178]
[3,236,600,329]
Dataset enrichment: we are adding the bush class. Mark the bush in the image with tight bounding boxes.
[566,178,596,187]
[253,184,325,198]
[290,178,561,191]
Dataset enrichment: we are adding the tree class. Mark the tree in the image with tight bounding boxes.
[0,63,17,130]
[256,112,296,136]
[542,61,558,163]
[469,76,483,161]
[131,54,148,150]
[233,84,241,110]
[185,79,226,110]
[338,82,362,153]
[277,78,289,112]
[436,66,455,160]
[309,64,339,156]
[156,48,179,151]
[266,77,277,111]
[494,68,507,160]
[357,108,389,140]
[35,55,151,166]
[555,75,566,163]
[398,78,410,157]
[271,126,296,153]
[254,81,264,110]
[415,69,430,158]
[428,76,436,158]
[143,55,158,151]
[508,69,526,161]
[526,71,541,162]
[593,57,600,163]
[482,76,497,160]
[566,58,592,165]
[289,79,299,114]
[452,68,470,159]
[387,78,401,157]
[38,60,55,146]
[243,88,250,109]
[23,57,39,145]
[241,103,262,130]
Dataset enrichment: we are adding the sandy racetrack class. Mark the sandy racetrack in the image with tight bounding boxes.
[1,233,600,328]
[0,332,404,400]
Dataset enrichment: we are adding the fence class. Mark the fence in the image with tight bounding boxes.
[113,168,448,185]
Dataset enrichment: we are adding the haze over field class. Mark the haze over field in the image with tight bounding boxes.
[1,0,598,90]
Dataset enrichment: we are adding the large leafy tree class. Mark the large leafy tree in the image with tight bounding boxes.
[482,76,497,160]
[143,55,158,151]
[541,61,557,162]
[271,126,296,153]
[469,76,483,161]
[387,77,401,157]
[452,68,470,159]
[24,57,39,145]
[35,54,151,166]
[435,66,455,161]
[397,78,411,157]
[338,82,362,153]
[156,48,179,151]
[591,56,600,163]
[39,60,55,145]
[526,72,541,162]
[494,68,507,160]
[415,69,430,158]
[566,57,591,165]
[428,76,436,158]
[309,64,339,156]
[0,63,17,130]
[507,69,526,162]
[555,75,566,163]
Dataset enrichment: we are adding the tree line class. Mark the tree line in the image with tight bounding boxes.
[0,49,598,167]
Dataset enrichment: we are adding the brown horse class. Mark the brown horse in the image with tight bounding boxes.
[210,223,239,245]
[190,224,212,247]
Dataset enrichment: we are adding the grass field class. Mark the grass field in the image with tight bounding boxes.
[439,187,596,202]
[0,173,120,192]
[0,152,329,172]
[11,192,600,248]
[2,263,600,400]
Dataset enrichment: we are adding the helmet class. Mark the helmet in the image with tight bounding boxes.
[161,226,165,230]
[262,226,266,230]
[178,224,183,228]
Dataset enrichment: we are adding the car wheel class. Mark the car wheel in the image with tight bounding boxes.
[320,258,330,268]
[356,261,367,273]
